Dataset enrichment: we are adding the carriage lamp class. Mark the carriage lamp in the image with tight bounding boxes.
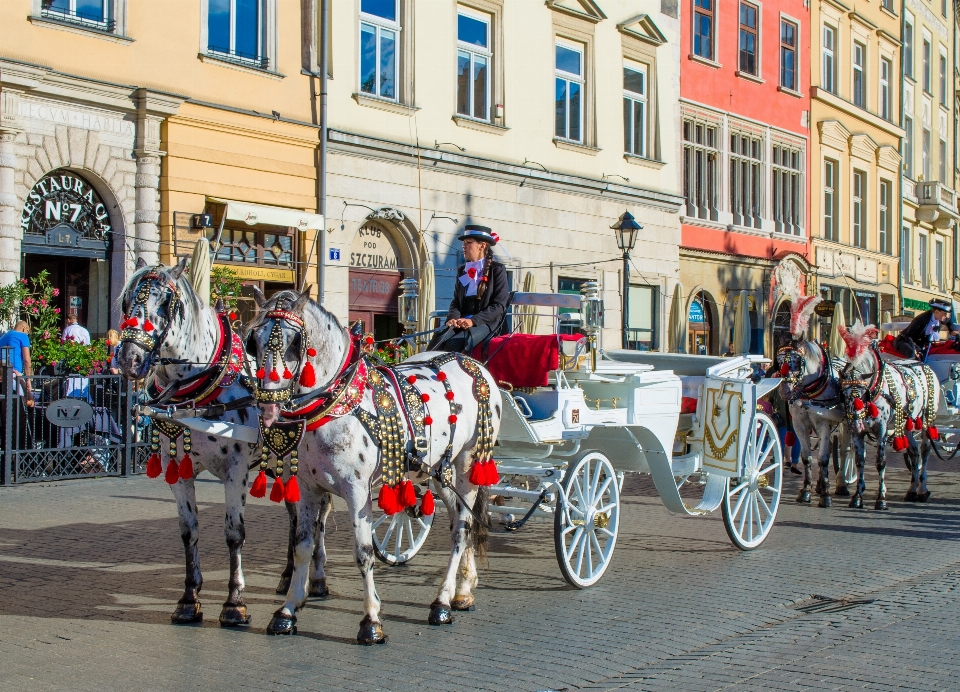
[580,281,603,371]
[398,278,419,336]
[612,211,643,349]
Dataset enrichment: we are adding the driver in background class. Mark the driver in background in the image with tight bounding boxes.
[894,298,958,359]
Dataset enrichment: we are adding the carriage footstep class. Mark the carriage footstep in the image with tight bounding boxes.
[171,600,203,624]
[450,597,475,611]
[266,610,297,635]
[428,601,454,625]
[917,491,931,503]
[308,578,330,599]
[357,615,388,645]
[219,604,252,627]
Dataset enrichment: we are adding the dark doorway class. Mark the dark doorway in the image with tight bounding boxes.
[22,254,94,334]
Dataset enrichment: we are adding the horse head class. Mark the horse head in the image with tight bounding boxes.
[837,324,881,435]
[776,338,812,401]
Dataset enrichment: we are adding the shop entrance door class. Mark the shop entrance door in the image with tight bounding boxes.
[349,269,401,340]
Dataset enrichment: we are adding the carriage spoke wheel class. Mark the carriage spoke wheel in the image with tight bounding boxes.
[554,452,620,588]
[371,481,434,566]
[722,412,782,550]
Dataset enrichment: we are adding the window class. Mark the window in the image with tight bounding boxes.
[457,9,491,121]
[853,170,866,249]
[880,58,891,120]
[940,52,948,107]
[682,119,719,220]
[904,115,914,178]
[555,41,584,142]
[773,144,802,235]
[879,179,892,254]
[923,37,932,92]
[623,62,647,157]
[627,285,659,351]
[881,0,893,10]
[822,26,836,93]
[780,20,797,90]
[40,0,112,28]
[824,159,838,241]
[853,42,865,109]
[919,233,929,287]
[943,0,948,17]
[360,0,400,100]
[694,0,714,60]
[738,2,758,75]
[208,0,266,67]
[731,132,763,228]
[901,227,911,282]
[936,239,944,288]
[904,20,914,79]
[558,277,587,336]
[941,138,948,183]
[923,127,931,180]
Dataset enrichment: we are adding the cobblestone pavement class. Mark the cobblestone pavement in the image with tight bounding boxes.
[2,449,960,692]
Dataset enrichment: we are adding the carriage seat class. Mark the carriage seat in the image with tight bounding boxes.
[471,334,583,388]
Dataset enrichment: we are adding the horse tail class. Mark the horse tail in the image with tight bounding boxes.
[471,485,489,558]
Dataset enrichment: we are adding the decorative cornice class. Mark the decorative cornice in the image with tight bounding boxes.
[545,0,607,23]
[617,14,667,46]
[818,119,852,151]
[877,144,902,172]
[849,133,879,161]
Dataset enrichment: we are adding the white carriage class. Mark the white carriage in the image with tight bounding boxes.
[372,289,784,587]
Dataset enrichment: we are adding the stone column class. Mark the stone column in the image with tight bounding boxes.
[0,129,22,286]
[134,152,161,266]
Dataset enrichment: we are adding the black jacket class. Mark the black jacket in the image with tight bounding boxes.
[900,310,937,350]
[446,261,509,331]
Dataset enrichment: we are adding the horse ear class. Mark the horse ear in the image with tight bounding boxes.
[251,286,266,308]
[293,288,312,314]
[135,257,147,270]
[169,257,188,280]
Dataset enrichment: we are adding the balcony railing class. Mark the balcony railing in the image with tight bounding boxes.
[40,6,115,32]
[916,181,959,229]
[206,46,270,71]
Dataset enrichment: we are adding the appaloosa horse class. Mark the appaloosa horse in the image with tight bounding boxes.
[115,259,327,626]
[245,288,502,644]
[838,321,941,509]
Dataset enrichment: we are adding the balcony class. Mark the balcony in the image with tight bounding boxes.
[916,181,960,229]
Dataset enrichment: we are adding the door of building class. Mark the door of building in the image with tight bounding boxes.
[348,223,403,339]
[687,294,712,354]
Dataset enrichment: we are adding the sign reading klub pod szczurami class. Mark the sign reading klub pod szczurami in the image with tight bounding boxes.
[20,171,111,243]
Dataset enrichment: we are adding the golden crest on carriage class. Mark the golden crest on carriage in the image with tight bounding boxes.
[702,382,748,476]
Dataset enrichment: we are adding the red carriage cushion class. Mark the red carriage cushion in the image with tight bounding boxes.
[878,334,901,357]
[928,340,960,355]
[472,334,582,388]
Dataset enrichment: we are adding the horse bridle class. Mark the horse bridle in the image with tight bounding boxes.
[777,340,832,402]
[120,270,183,369]
[253,309,313,404]
[839,349,884,421]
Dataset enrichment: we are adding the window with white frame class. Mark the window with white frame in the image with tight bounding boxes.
[853,169,866,249]
[901,226,911,282]
[359,0,400,100]
[457,8,491,121]
[852,42,865,109]
[41,0,114,29]
[824,158,838,241]
[940,50,948,107]
[780,20,797,90]
[822,26,836,93]
[208,0,266,67]
[905,115,914,178]
[923,127,931,180]
[772,144,802,235]
[919,233,929,286]
[730,131,763,228]
[904,19,914,79]
[879,179,892,254]
[923,36,932,92]
[880,57,891,120]
[682,119,719,220]
[936,239,944,288]
[941,138,948,183]
[881,0,893,10]
[693,0,715,60]
[555,40,584,142]
[738,2,759,75]
[623,62,647,157]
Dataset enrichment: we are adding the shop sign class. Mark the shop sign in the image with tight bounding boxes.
[814,300,837,317]
[903,297,930,311]
[212,264,295,283]
[350,224,400,272]
[20,171,111,240]
[688,300,705,323]
[46,398,94,428]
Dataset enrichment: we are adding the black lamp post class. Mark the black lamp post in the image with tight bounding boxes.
[612,210,643,349]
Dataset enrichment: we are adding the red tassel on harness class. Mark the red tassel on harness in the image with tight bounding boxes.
[421,393,430,402]
[867,402,879,418]
[299,362,316,387]
[121,317,138,329]
[785,431,796,447]
[779,363,789,377]
[256,368,265,379]
[469,462,485,485]
[307,347,317,357]
[853,398,865,411]
[179,455,193,480]
[484,460,500,485]
[250,470,267,498]
[406,375,417,384]
[448,414,457,424]
[282,367,293,380]
[142,319,155,332]
[421,489,435,516]
[269,369,280,382]
[906,418,916,432]
[892,436,905,452]
[928,426,940,440]
[445,391,455,401]
[284,476,301,503]
[165,458,180,484]
[146,453,162,478]
[269,477,285,503]
[437,372,447,381]
[915,416,923,429]
[397,479,417,509]
[378,484,400,515]
[424,416,433,425]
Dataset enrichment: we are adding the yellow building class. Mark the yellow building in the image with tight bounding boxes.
[0,0,684,350]
[809,0,904,335]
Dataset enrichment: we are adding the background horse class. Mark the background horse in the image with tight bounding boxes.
[838,322,941,509]
[115,259,326,626]
[246,289,502,644]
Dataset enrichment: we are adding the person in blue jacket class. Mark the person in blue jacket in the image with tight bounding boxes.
[0,321,34,406]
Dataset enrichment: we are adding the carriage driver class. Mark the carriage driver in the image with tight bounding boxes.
[429,225,510,354]
[893,298,959,359]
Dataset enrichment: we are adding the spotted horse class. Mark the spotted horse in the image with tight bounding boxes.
[115,259,329,627]
[245,288,502,644]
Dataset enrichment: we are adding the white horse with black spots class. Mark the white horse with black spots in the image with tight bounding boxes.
[837,321,941,509]
[116,259,328,626]
[246,288,502,644]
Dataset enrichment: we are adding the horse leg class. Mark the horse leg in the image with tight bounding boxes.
[904,442,920,501]
[917,439,932,503]
[835,438,852,496]
[850,435,866,509]
[341,482,385,645]
[797,454,812,504]
[276,500,297,594]
[170,476,203,624]
[875,437,889,510]
[308,491,332,598]
[217,470,251,626]
[266,492,319,636]
[817,429,832,508]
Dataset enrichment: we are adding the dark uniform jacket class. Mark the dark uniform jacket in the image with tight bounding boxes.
[900,310,937,350]
[446,260,510,332]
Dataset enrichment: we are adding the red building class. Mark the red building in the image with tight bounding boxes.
[679,0,811,356]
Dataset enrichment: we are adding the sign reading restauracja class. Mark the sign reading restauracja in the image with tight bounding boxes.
[20,172,112,240]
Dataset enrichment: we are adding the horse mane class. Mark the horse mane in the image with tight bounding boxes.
[785,286,821,339]
[837,320,879,362]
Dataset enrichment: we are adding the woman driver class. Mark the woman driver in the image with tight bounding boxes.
[429,225,509,353]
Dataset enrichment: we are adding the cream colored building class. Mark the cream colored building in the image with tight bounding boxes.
[0,0,683,349]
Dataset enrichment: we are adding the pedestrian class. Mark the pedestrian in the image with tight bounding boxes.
[723,341,735,357]
[105,328,120,374]
[62,313,91,345]
[0,320,34,407]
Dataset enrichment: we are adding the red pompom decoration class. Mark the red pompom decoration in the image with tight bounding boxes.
[179,454,193,480]
[928,426,940,440]
[121,317,138,329]
[421,489,435,516]
[469,461,485,485]
[299,362,316,388]
[269,369,280,382]
[306,347,317,357]
[448,414,457,424]
[282,368,293,380]
[250,470,267,498]
[785,431,796,447]
[165,458,180,485]
[378,484,400,515]
[445,391,455,401]
[421,393,430,403]
[256,368,265,379]
[284,476,300,503]
[906,418,916,432]
[146,453,162,478]
[467,267,477,279]
[853,398,865,411]
[867,402,879,418]
[269,477,285,503]
[437,371,447,381]
[892,436,904,452]
[424,415,433,425]
[398,479,417,509]
[365,336,374,345]
[779,363,789,377]
[229,311,238,321]
[407,375,417,384]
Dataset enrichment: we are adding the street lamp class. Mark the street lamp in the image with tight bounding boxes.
[611,211,643,349]
[397,278,419,336]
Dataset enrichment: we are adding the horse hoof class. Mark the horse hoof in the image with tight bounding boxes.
[218,604,251,627]
[796,491,811,504]
[451,596,476,612]
[835,486,851,497]
[818,496,832,508]
[875,500,889,511]
[918,491,931,503]
[171,601,202,625]
[904,491,918,502]
[428,601,454,626]
[308,578,330,599]
[849,497,863,509]
[275,574,292,595]
[357,615,388,645]
[266,610,297,635]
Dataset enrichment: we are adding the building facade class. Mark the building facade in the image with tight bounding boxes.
[679,0,811,357]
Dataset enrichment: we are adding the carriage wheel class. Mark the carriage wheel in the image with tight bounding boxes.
[721,412,782,550]
[371,482,435,565]
[554,452,620,588]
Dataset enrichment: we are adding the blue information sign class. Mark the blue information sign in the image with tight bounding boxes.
[329,248,341,261]
[688,299,705,323]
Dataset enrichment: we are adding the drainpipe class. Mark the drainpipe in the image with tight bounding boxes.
[318,0,329,303]
[899,0,906,314]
